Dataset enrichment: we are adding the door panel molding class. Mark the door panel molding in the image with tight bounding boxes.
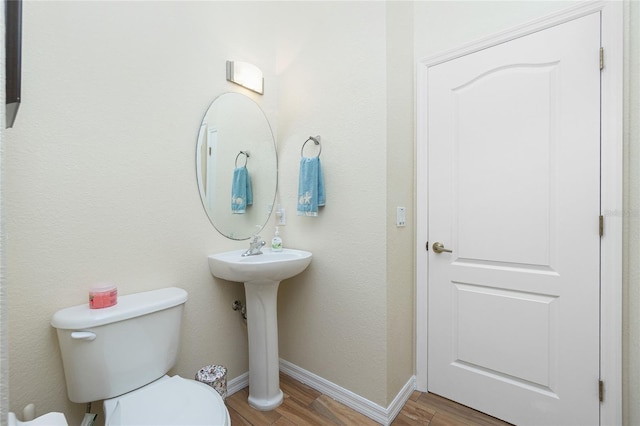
[415,2,623,424]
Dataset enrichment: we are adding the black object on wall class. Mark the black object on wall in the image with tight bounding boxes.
[5,0,21,128]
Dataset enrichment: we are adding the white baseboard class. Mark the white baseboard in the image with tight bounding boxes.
[226,361,415,425]
[386,374,417,423]
[279,359,415,426]
[227,371,249,396]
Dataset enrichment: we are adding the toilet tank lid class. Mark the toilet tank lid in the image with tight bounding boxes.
[51,287,188,330]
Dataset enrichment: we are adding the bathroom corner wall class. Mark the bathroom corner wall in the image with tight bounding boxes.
[4,2,279,422]
[4,1,416,420]
[273,1,391,406]
[385,1,416,404]
[273,1,416,408]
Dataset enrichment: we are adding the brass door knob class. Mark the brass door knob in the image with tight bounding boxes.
[432,242,452,254]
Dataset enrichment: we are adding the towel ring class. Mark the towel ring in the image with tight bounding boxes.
[301,136,322,158]
[235,151,249,168]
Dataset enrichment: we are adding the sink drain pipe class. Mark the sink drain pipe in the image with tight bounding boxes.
[232,300,247,320]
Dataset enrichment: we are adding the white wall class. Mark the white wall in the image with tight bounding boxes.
[414,1,640,424]
[5,1,279,422]
[623,2,640,423]
[385,0,416,401]
[272,1,416,407]
[272,1,400,406]
[5,0,416,421]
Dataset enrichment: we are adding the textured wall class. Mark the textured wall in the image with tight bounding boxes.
[385,1,416,403]
[5,2,279,422]
[5,1,416,420]
[272,1,416,407]
[273,1,391,406]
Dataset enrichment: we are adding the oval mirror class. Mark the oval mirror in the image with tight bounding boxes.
[196,92,277,240]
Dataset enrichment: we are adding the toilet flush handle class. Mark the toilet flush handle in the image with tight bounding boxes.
[71,331,96,341]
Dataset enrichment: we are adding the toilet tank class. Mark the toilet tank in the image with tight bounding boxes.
[51,287,188,403]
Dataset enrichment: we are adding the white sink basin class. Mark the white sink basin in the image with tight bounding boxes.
[207,247,312,411]
[208,248,312,283]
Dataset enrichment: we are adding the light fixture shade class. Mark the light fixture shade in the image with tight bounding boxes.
[226,61,264,95]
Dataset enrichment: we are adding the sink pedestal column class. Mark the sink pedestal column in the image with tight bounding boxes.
[244,279,284,411]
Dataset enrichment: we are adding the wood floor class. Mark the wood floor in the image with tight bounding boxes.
[226,373,512,425]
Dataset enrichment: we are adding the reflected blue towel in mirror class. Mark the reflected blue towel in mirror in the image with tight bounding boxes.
[297,157,325,216]
[231,166,253,214]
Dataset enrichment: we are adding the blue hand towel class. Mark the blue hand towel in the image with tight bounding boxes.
[297,157,325,216]
[231,166,253,214]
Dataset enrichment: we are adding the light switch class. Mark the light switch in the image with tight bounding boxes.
[277,207,286,226]
[396,207,406,227]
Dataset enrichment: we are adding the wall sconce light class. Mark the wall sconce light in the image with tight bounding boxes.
[226,60,264,95]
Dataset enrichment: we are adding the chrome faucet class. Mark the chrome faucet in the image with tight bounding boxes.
[242,234,266,257]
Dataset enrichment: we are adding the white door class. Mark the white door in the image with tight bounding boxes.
[427,12,601,426]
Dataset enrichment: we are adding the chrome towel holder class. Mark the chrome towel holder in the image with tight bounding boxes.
[301,136,322,158]
[235,150,249,167]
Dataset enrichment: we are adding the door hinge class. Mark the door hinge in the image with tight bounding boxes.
[599,215,604,237]
[600,47,604,70]
[599,380,604,402]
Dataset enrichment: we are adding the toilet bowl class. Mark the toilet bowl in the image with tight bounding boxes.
[51,287,230,425]
[8,412,68,426]
[103,375,229,426]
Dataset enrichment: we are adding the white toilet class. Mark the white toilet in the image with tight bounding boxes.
[51,287,230,426]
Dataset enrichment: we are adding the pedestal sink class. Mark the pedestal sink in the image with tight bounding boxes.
[208,248,312,410]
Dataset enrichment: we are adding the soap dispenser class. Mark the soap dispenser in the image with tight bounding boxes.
[271,227,283,252]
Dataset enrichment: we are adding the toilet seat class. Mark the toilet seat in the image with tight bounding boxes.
[104,375,230,426]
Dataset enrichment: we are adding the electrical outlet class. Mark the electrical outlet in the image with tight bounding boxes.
[278,208,286,226]
[396,207,406,227]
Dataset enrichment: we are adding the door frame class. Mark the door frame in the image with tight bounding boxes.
[415,2,623,424]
